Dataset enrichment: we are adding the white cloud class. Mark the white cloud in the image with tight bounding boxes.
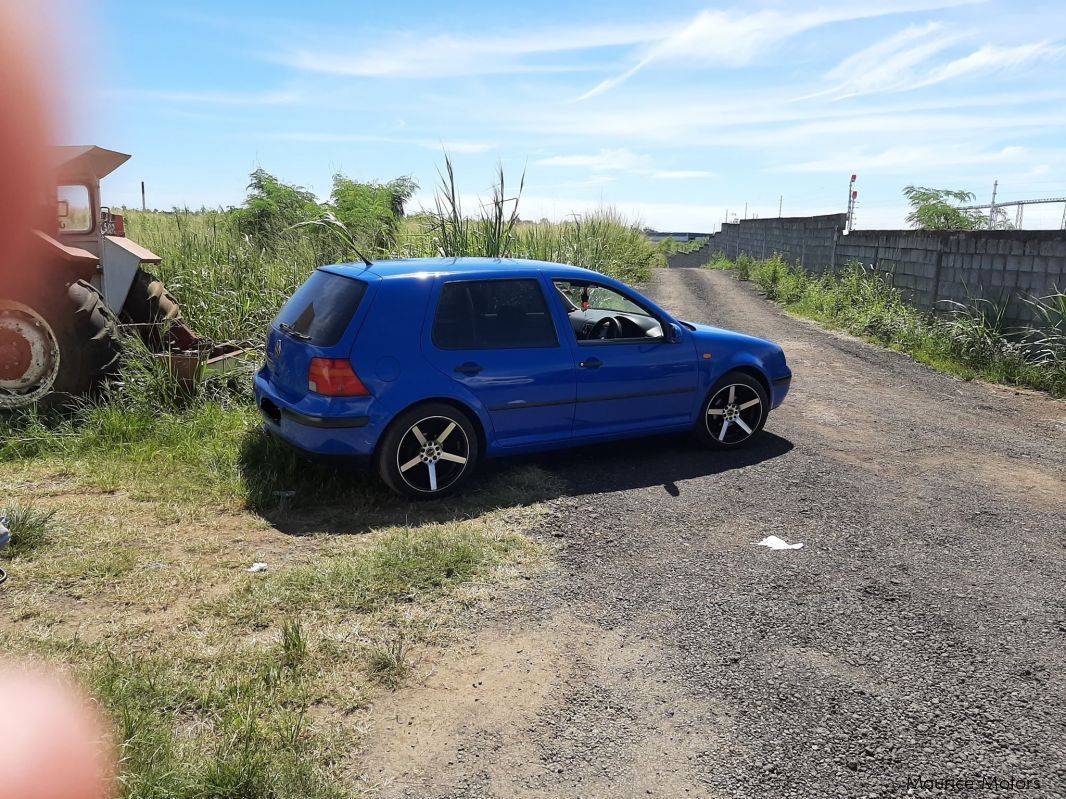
[281,23,671,78]
[265,131,494,153]
[649,169,715,180]
[811,26,1065,99]
[536,149,647,171]
[100,88,303,106]
[806,22,964,99]
[534,151,714,180]
[577,0,984,99]
[780,144,1027,173]
[439,141,495,154]
[914,40,1066,87]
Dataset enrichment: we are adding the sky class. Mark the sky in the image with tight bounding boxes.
[55,0,1066,230]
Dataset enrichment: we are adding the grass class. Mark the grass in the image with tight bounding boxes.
[1,452,553,797]
[707,253,1066,396]
[1,503,56,558]
[364,633,412,689]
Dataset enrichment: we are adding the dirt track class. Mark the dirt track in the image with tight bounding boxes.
[361,267,1066,798]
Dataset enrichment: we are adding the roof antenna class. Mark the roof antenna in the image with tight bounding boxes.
[354,248,373,268]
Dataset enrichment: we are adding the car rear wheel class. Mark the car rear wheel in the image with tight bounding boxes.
[695,371,769,449]
[377,403,480,499]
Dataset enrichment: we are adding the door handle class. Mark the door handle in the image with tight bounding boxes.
[454,362,483,376]
[579,357,603,369]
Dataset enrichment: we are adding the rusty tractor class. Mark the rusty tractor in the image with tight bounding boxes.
[0,145,242,410]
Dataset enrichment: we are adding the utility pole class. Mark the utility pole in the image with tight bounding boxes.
[141,181,146,211]
[778,195,783,217]
[743,202,748,220]
[987,180,998,229]
[1061,202,1066,230]
[846,174,857,233]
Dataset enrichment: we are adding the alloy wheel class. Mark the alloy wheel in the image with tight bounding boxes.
[395,415,471,494]
[704,383,763,444]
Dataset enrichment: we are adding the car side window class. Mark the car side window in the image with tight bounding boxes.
[553,280,664,343]
[433,278,560,350]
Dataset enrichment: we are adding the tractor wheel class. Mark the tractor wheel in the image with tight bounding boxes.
[120,268,183,349]
[0,280,121,411]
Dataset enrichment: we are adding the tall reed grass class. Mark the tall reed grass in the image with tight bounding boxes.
[124,157,662,344]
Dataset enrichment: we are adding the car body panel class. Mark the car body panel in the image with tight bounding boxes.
[421,274,577,449]
[253,257,792,464]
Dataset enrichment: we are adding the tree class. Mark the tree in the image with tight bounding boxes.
[330,174,418,251]
[237,168,321,238]
[903,185,986,231]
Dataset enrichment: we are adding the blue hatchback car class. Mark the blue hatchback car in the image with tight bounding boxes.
[255,258,791,498]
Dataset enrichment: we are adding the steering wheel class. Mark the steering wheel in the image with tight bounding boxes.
[589,316,620,340]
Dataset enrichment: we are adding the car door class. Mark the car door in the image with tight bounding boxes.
[549,277,698,438]
[423,276,576,449]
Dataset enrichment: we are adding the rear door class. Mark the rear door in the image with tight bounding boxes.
[423,276,575,448]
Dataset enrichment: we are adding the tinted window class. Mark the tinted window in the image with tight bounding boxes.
[433,279,559,350]
[274,270,367,346]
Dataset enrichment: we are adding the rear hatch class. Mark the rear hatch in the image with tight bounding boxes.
[263,269,370,401]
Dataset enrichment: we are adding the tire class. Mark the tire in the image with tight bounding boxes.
[0,280,121,411]
[376,402,480,500]
[120,268,182,349]
[694,371,769,449]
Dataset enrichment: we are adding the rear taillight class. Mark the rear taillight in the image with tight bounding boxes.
[308,358,369,396]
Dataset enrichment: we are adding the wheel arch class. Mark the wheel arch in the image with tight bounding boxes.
[703,357,772,405]
[373,395,489,460]
[726,364,772,401]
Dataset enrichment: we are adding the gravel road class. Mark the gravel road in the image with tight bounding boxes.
[364,266,1066,799]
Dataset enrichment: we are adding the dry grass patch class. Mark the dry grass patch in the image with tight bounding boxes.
[0,451,556,798]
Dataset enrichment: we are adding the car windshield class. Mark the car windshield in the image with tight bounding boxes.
[554,281,650,316]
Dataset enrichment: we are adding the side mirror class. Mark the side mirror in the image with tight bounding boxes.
[667,322,683,343]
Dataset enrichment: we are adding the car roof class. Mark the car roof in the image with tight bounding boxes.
[323,257,611,283]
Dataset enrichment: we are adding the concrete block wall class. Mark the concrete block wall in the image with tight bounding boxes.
[700,216,1066,325]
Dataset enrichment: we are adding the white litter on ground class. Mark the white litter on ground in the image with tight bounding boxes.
[246,562,268,573]
[754,535,804,550]
[0,517,10,549]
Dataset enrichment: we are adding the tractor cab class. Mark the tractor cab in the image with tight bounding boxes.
[53,145,129,249]
[49,145,162,315]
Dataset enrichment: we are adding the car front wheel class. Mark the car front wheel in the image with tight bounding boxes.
[695,371,769,448]
[377,402,480,499]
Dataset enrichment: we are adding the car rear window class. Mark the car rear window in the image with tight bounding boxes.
[433,279,559,350]
[274,270,367,347]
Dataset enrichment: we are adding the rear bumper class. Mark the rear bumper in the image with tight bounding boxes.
[254,370,380,458]
[278,407,369,429]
